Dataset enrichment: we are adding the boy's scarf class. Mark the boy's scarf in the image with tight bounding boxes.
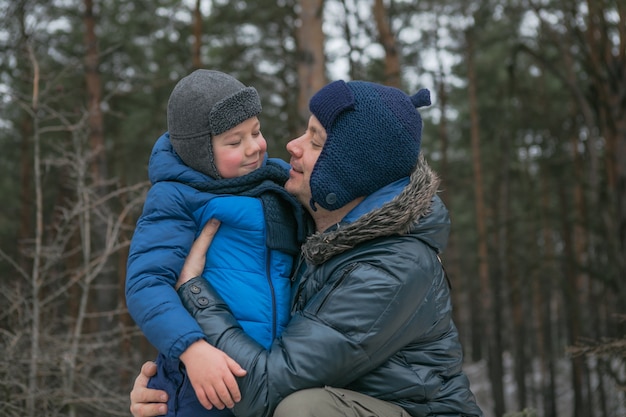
[186,161,306,255]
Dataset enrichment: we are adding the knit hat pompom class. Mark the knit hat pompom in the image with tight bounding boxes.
[167,69,262,178]
[308,80,431,211]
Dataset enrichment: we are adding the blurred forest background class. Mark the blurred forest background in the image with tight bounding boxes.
[0,0,624,416]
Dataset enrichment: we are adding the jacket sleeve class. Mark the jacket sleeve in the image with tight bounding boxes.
[126,182,207,358]
[178,239,444,417]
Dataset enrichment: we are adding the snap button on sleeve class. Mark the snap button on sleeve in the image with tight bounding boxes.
[190,284,200,294]
[198,297,209,306]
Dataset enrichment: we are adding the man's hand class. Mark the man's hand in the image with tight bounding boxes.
[180,340,247,410]
[129,361,168,417]
[176,219,221,289]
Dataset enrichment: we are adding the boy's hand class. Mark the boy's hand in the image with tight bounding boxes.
[175,217,245,409]
[180,340,247,410]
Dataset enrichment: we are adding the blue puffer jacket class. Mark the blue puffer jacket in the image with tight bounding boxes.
[126,133,302,358]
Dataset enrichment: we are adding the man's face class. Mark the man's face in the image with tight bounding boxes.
[285,115,326,207]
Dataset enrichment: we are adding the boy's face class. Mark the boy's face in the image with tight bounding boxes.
[212,117,266,178]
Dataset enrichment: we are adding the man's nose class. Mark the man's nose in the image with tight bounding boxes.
[286,135,303,156]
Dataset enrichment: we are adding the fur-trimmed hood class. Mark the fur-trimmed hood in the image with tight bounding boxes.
[301,155,448,265]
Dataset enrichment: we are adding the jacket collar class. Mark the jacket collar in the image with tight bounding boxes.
[301,155,446,265]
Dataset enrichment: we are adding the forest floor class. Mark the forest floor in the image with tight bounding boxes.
[463,353,625,417]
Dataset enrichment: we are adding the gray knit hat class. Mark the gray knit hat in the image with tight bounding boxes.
[167,69,262,178]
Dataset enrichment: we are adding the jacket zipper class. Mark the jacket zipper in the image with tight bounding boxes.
[291,255,308,312]
[314,263,357,313]
[266,249,277,341]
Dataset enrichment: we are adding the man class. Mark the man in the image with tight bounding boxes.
[130,80,483,417]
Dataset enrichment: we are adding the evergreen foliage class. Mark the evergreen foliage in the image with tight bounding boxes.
[0,0,623,416]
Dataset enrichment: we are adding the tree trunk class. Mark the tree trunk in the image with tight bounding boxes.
[465,25,482,363]
[295,0,326,126]
[24,40,42,417]
[192,0,202,69]
[499,131,526,410]
[13,0,33,316]
[84,0,106,187]
[18,117,34,271]
[433,56,466,341]
[466,27,505,417]
[338,0,358,81]
[83,0,116,334]
[557,182,588,417]
[537,171,558,417]
[372,0,400,88]
[583,0,626,304]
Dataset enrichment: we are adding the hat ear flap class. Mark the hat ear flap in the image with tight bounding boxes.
[309,80,355,128]
[411,88,431,108]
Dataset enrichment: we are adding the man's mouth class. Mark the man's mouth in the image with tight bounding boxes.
[289,160,303,174]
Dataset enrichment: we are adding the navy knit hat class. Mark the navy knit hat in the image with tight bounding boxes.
[168,69,262,178]
[308,80,431,210]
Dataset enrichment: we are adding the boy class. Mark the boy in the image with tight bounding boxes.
[125,70,307,417]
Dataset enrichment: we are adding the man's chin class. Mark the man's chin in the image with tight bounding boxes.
[284,181,299,196]
[285,184,309,206]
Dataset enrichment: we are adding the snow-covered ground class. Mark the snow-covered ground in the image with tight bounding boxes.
[463,353,625,417]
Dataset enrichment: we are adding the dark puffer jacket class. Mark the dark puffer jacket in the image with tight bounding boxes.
[179,156,483,417]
